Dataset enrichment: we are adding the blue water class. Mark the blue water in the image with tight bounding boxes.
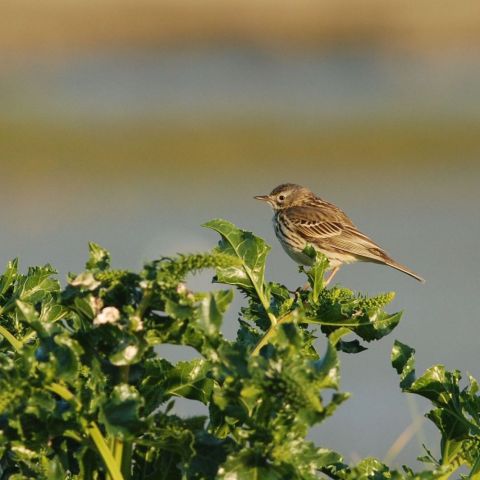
[2,48,480,123]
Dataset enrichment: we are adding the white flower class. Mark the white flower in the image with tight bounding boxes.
[176,283,187,294]
[70,272,100,290]
[123,345,138,362]
[94,306,121,326]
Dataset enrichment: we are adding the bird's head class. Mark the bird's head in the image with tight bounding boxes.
[254,183,314,210]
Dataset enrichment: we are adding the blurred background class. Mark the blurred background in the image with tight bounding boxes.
[1,0,480,470]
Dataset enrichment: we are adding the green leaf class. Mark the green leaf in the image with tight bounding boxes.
[410,365,451,403]
[272,440,343,479]
[73,295,96,320]
[141,358,213,409]
[165,298,194,321]
[355,311,402,342]
[41,456,66,480]
[351,457,391,477]
[16,265,59,303]
[391,340,416,389]
[301,247,329,303]
[305,287,400,347]
[217,449,287,480]
[392,340,480,470]
[164,359,213,404]
[0,258,18,297]
[15,300,39,324]
[6,222,477,480]
[39,300,68,324]
[313,341,340,390]
[109,338,144,366]
[336,339,367,354]
[52,333,83,381]
[86,242,111,271]
[24,390,56,417]
[100,384,144,438]
[203,219,269,297]
[198,290,233,336]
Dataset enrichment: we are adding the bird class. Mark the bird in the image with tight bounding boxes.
[254,183,424,285]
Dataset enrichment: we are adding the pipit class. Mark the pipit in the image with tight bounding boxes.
[255,183,424,285]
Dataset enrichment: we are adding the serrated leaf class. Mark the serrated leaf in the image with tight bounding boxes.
[41,456,66,480]
[353,457,391,476]
[306,287,400,346]
[410,365,450,403]
[16,265,59,304]
[217,449,287,480]
[142,358,213,409]
[203,219,270,296]
[356,311,402,342]
[301,247,329,303]
[272,440,343,479]
[86,242,110,271]
[52,333,83,381]
[39,300,68,324]
[164,359,213,404]
[391,340,416,389]
[392,340,480,469]
[0,258,18,297]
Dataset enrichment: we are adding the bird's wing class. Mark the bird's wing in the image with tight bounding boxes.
[285,206,344,238]
[285,206,390,262]
[285,205,425,282]
[309,198,357,228]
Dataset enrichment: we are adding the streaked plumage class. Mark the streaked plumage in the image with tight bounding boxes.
[255,183,424,284]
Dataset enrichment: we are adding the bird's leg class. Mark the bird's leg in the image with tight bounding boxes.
[324,266,340,287]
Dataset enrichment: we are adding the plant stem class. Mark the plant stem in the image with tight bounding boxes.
[116,365,132,480]
[46,383,124,480]
[121,441,133,480]
[113,441,124,473]
[0,324,23,351]
[88,422,125,480]
[251,312,293,356]
[303,317,399,327]
[47,383,78,405]
[242,264,276,327]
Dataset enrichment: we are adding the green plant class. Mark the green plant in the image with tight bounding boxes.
[0,219,478,479]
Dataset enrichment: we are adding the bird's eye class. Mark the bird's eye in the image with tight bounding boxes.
[278,195,285,201]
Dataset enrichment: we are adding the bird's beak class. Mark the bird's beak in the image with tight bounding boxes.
[254,195,270,202]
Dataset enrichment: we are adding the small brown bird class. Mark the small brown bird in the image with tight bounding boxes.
[255,183,424,285]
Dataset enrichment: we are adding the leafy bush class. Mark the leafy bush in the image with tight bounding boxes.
[0,219,478,479]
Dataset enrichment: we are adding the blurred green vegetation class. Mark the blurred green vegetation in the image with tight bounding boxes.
[2,119,479,184]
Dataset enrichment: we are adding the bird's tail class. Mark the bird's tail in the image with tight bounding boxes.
[384,259,425,283]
